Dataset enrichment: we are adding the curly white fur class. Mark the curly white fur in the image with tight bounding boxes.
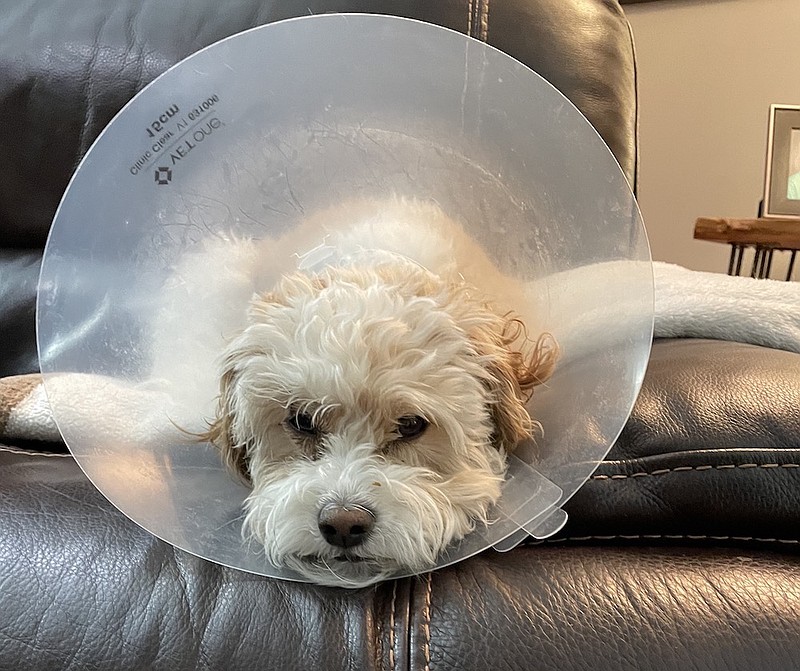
[173,200,555,587]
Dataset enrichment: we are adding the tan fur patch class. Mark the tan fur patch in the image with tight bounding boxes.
[0,374,43,436]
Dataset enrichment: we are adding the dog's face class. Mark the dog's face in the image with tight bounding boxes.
[204,262,554,587]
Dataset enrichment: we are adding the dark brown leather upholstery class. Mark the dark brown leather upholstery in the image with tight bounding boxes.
[1,1,799,669]
[0,0,638,379]
[0,0,636,252]
[3,350,800,671]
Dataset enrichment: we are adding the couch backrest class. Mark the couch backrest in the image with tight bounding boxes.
[0,0,637,376]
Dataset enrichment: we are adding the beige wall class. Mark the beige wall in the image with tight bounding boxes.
[625,0,800,275]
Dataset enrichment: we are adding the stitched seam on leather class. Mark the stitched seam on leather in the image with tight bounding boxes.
[423,573,432,671]
[389,580,396,671]
[0,445,71,458]
[543,534,799,544]
[376,589,384,671]
[591,463,800,480]
[477,0,489,42]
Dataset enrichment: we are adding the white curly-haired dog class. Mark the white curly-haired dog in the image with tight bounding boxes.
[185,199,556,587]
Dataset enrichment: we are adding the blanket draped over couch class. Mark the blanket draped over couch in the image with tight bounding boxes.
[3,261,797,446]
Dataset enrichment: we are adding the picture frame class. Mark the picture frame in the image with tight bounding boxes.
[763,104,800,218]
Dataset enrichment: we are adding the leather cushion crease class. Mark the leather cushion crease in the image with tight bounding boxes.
[2,0,800,669]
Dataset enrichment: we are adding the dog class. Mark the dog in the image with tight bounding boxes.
[181,199,556,587]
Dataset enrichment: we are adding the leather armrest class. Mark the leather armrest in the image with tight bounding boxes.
[558,339,800,542]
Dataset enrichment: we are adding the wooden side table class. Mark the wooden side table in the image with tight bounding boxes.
[694,217,800,280]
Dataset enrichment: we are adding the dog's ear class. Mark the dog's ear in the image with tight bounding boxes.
[477,318,558,453]
[203,286,301,483]
[198,353,252,484]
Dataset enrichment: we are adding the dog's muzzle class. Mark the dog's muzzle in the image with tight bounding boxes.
[317,503,375,548]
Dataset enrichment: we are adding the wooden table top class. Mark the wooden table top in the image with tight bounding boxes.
[694,217,800,250]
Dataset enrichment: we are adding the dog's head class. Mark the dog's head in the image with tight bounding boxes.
[202,262,555,587]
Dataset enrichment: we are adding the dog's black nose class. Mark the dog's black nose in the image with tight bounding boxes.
[317,503,375,548]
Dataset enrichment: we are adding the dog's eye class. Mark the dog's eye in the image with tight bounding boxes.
[287,411,317,435]
[396,415,429,440]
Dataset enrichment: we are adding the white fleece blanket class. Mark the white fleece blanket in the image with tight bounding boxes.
[1,262,798,445]
[653,262,800,352]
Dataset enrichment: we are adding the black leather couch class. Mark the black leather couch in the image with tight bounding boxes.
[2,1,799,669]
